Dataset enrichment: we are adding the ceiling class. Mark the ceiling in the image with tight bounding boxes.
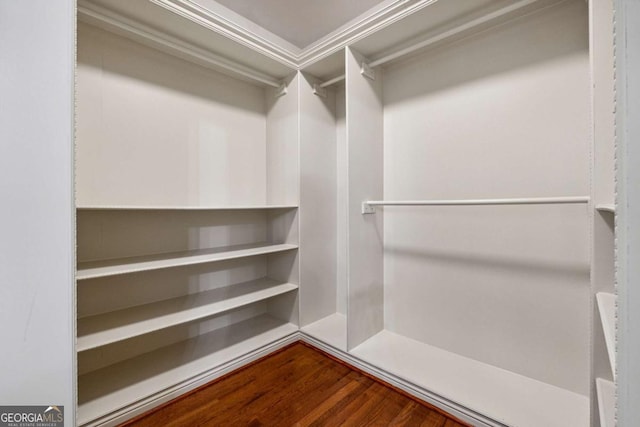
[213,0,389,48]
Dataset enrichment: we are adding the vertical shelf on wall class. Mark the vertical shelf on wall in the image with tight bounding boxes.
[298,50,348,351]
[589,0,617,425]
[344,46,384,352]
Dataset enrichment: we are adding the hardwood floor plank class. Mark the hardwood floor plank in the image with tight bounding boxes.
[389,401,427,426]
[443,419,467,427]
[359,384,417,426]
[290,375,362,426]
[299,377,372,427]
[337,382,392,426]
[121,342,469,427]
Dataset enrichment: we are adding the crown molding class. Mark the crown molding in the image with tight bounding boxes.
[160,0,446,68]
[81,0,549,84]
[153,0,439,68]
[149,0,300,68]
[296,0,438,68]
[81,0,441,70]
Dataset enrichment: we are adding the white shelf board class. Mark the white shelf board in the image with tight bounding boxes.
[597,292,617,375]
[77,204,298,211]
[77,278,298,352]
[301,313,347,351]
[78,314,297,425]
[78,0,296,80]
[596,204,616,213]
[596,378,615,427]
[350,0,561,67]
[350,330,589,427]
[300,49,345,82]
[77,243,298,280]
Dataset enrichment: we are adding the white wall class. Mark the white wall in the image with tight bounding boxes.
[77,23,267,207]
[615,0,640,425]
[298,72,339,325]
[266,73,300,206]
[346,47,384,350]
[0,1,76,425]
[336,84,347,315]
[382,0,591,395]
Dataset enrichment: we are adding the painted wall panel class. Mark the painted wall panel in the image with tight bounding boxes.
[299,73,339,325]
[77,23,267,207]
[615,0,640,424]
[346,47,384,350]
[0,2,76,425]
[382,0,591,395]
[266,73,299,206]
[336,84,348,315]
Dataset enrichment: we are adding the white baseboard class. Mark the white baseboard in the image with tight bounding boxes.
[83,332,300,427]
[299,333,502,427]
[84,331,501,427]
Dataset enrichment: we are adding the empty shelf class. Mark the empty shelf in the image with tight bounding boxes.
[78,314,297,425]
[77,243,298,280]
[596,204,615,213]
[597,292,616,375]
[77,205,298,210]
[350,330,589,427]
[302,313,347,351]
[77,278,298,352]
[596,378,615,427]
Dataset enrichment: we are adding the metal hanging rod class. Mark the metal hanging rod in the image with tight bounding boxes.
[313,74,346,96]
[78,5,283,88]
[368,0,547,69]
[319,74,346,88]
[362,196,590,214]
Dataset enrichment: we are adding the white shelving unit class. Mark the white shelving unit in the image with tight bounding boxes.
[337,1,594,425]
[297,50,349,352]
[76,3,300,424]
[73,0,619,425]
[78,315,297,425]
[590,0,617,424]
[77,205,299,211]
[77,278,298,351]
[77,243,298,280]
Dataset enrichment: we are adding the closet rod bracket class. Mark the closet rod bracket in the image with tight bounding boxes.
[362,202,377,214]
[275,82,288,98]
[313,83,328,98]
[361,62,376,80]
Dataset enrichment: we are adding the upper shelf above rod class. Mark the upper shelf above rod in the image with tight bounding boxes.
[365,0,552,70]
[362,196,590,214]
[78,3,286,89]
[312,0,554,95]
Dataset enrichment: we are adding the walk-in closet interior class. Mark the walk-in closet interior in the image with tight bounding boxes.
[75,0,617,425]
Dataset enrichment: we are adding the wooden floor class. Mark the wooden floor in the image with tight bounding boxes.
[122,342,469,427]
